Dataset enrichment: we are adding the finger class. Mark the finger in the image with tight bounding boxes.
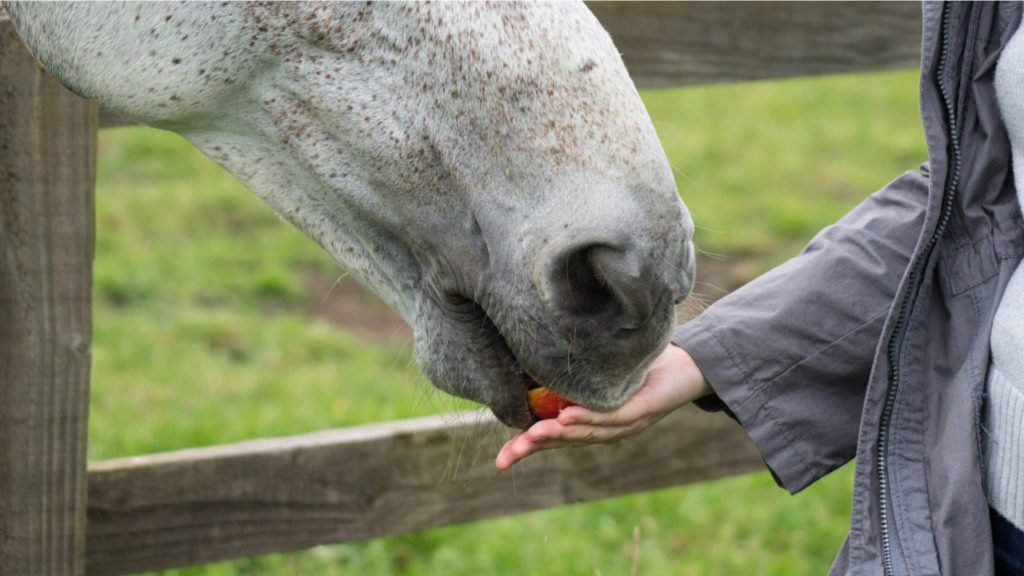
[557,403,648,427]
[495,429,614,471]
[530,418,643,446]
[495,424,564,470]
[556,405,617,426]
[496,420,627,470]
[495,434,533,470]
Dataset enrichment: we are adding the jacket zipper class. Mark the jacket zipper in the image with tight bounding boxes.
[877,4,960,576]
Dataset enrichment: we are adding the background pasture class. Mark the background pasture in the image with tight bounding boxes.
[91,69,924,575]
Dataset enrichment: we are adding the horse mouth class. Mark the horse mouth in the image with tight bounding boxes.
[424,283,670,430]
[430,293,655,428]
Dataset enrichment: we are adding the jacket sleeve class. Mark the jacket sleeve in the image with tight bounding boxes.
[672,167,930,493]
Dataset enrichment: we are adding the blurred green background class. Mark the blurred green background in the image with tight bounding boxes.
[91,69,926,575]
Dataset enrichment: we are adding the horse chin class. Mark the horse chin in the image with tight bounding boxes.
[573,360,650,412]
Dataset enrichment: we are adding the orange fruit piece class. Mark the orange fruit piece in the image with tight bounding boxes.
[527,386,576,419]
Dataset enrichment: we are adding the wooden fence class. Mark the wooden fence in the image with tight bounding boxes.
[0,3,922,575]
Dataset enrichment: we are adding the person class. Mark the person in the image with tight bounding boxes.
[497,4,1024,575]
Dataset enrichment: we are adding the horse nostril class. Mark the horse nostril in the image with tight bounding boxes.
[551,243,654,329]
[561,245,619,317]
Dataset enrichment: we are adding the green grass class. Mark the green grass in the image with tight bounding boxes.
[91,69,925,575]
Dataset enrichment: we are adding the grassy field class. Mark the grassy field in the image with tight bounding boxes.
[91,69,926,575]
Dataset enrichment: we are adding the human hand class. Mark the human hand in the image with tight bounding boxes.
[495,344,710,470]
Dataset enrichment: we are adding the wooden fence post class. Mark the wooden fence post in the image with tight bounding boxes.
[0,14,97,576]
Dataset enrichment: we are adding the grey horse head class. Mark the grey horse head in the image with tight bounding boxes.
[7,1,694,428]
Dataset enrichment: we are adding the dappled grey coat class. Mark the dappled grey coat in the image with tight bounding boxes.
[674,3,1023,575]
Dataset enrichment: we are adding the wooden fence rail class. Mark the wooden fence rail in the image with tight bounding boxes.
[1,3,922,575]
[588,1,922,88]
[87,407,760,575]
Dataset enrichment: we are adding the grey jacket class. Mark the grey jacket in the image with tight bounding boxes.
[673,3,1024,575]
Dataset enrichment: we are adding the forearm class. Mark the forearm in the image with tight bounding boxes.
[675,167,930,493]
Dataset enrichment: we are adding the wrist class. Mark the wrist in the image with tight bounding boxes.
[667,342,712,400]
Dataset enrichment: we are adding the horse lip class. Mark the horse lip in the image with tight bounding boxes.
[438,290,541,429]
[484,363,536,429]
[487,349,539,429]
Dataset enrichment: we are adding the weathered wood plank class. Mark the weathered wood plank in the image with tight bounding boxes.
[86,407,762,575]
[588,1,922,88]
[0,16,96,576]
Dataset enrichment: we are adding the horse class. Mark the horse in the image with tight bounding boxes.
[5,1,694,429]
